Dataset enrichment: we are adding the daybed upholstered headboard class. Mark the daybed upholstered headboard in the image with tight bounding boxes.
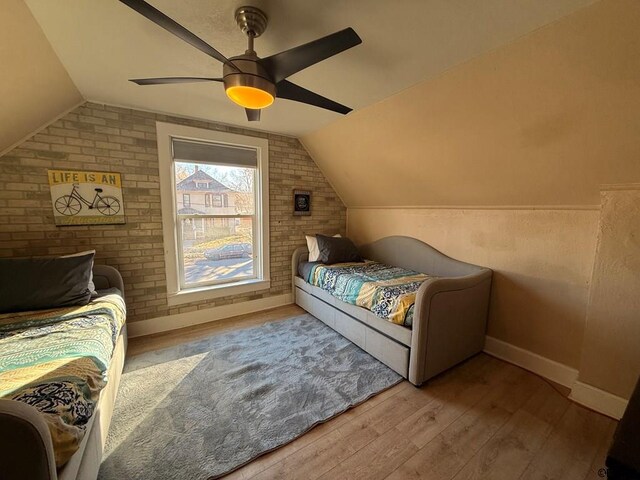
[359,236,487,278]
[93,265,125,295]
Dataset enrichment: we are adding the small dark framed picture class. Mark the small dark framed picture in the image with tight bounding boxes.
[293,189,311,216]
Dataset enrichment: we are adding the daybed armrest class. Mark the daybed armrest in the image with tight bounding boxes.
[409,269,493,385]
[291,246,310,293]
[419,270,491,295]
[291,247,309,274]
[0,399,57,480]
[93,265,125,296]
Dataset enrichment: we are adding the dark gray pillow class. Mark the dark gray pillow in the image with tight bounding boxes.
[61,250,97,295]
[0,252,95,313]
[316,234,362,265]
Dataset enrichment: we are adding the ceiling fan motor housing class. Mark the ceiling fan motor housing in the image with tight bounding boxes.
[223,54,276,108]
[223,54,276,95]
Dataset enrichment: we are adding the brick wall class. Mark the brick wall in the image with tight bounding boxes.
[0,102,346,323]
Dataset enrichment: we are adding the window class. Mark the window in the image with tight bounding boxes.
[157,122,270,305]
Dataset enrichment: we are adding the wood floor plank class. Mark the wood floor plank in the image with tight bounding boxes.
[519,404,612,480]
[451,409,555,480]
[396,360,514,450]
[518,379,571,427]
[317,357,511,480]
[249,427,360,480]
[317,426,420,480]
[453,367,574,479]
[340,355,495,447]
[386,366,542,480]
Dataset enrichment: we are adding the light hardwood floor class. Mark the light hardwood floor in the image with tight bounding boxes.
[128,305,616,480]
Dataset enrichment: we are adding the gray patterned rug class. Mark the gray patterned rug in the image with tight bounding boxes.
[98,314,402,480]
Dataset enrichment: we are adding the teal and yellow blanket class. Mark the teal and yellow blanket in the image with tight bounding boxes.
[0,293,126,467]
[307,262,432,327]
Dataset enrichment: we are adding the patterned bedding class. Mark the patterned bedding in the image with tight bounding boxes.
[306,261,433,327]
[0,292,126,467]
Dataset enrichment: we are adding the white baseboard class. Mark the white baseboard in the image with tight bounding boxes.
[569,381,629,420]
[484,336,629,419]
[483,335,579,388]
[128,293,293,338]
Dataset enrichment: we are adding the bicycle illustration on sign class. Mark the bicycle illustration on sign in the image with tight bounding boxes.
[55,183,121,216]
[48,170,125,225]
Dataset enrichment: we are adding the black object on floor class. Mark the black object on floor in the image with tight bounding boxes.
[606,376,640,480]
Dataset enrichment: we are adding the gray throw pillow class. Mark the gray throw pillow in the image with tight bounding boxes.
[0,252,95,313]
[316,234,362,265]
[61,250,97,295]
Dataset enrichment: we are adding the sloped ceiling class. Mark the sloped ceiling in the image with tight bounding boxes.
[0,0,82,155]
[302,0,640,207]
[25,0,597,137]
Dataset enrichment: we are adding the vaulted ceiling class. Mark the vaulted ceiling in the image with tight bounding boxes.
[0,0,81,155]
[25,0,597,136]
[302,0,640,206]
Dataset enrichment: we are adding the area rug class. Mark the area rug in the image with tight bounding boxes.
[98,314,402,480]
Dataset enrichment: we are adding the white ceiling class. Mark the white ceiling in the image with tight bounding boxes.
[26,0,597,137]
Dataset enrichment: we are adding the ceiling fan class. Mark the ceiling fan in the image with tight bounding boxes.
[119,0,362,121]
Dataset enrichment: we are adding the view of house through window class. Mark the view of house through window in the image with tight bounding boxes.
[174,144,258,288]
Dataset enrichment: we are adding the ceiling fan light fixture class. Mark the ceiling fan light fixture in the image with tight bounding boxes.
[223,64,276,110]
[226,85,274,109]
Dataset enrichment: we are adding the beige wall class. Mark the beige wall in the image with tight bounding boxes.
[348,208,600,368]
[0,0,82,155]
[302,0,640,207]
[578,187,640,398]
[0,102,346,323]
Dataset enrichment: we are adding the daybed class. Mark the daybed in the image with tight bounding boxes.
[292,236,492,386]
[0,265,127,480]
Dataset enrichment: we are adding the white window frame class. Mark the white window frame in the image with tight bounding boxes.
[156,122,270,306]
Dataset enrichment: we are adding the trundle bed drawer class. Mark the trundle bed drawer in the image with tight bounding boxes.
[365,327,410,375]
[333,310,366,349]
[296,286,410,377]
[296,287,335,328]
[295,286,313,311]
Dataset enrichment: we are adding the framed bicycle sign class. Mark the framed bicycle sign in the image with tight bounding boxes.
[48,170,126,226]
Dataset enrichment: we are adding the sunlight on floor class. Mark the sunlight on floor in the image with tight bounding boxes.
[101,352,207,460]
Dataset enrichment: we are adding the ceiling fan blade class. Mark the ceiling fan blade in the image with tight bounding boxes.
[261,28,362,83]
[276,80,352,115]
[245,108,261,121]
[130,77,223,85]
[119,0,240,72]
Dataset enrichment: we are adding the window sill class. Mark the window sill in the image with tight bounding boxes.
[167,279,271,306]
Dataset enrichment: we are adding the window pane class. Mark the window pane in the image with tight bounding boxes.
[180,217,254,286]
[175,162,254,215]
